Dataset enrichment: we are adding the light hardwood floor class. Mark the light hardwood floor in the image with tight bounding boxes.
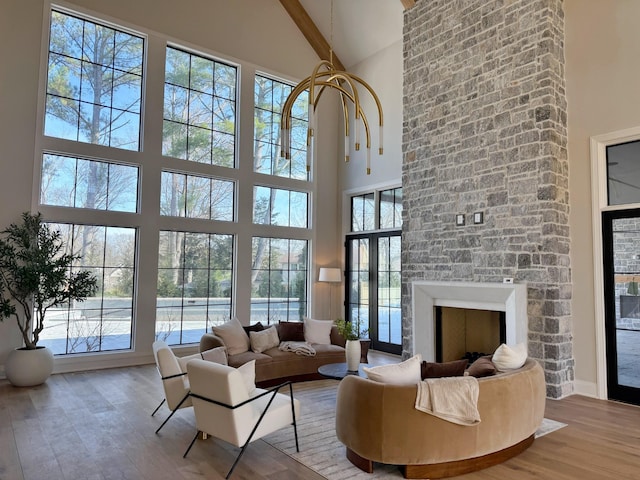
[1,356,639,480]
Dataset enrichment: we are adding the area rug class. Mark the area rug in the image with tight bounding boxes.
[262,379,567,480]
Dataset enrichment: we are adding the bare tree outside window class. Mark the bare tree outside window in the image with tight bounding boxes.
[45,10,143,150]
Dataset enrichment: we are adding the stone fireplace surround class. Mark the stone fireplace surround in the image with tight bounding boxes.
[412,281,528,362]
[402,0,573,398]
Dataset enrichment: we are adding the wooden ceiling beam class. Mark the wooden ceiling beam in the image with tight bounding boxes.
[278,0,346,72]
[401,0,416,9]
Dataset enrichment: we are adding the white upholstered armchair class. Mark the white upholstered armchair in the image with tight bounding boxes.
[151,340,194,434]
[184,358,300,479]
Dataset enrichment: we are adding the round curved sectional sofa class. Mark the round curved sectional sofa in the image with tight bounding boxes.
[335,358,546,479]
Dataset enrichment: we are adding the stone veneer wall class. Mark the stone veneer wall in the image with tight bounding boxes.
[402,0,572,398]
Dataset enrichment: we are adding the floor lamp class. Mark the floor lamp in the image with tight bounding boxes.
[318,267,342,319]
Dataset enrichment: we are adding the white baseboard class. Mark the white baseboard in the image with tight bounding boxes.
[573,379,600,398]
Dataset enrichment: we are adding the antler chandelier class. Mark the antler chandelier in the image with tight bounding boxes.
[279,1,384,175]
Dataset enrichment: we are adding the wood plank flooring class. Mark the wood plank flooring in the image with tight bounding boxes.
[1,358,639,480]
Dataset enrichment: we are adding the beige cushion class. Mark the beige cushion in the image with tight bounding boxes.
[492,343,527,371]
[250,326,280,353]
[304,317,333,345]
[213,317,250,355]
[363,354,422,385]
[237,359,257,396]
[201,346,228,365]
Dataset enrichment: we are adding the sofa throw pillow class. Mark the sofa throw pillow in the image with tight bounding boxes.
[492,343,527,371]
[250,326,280,353]
[278,321,305,342]
[200,346,228,365]
[363,354,422,385]
[466,356,496,378]
[237,359,256,396]
[212,317,250,356]
[304,317,333,345]
[421,359,468,379]
[243,322,264,335]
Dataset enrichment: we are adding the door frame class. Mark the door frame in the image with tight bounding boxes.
[601,208,640,403]
[345,231,402,355]
[590,126,640,400]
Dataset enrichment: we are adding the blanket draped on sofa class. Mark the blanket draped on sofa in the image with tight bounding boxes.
[415,376,481,426]
[279,341,316,356]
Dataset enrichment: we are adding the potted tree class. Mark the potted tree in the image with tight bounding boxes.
[335,318,368,372]
[0,212,97,386]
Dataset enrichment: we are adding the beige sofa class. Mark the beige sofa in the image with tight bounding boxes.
[335,358,546,479]
[199,323,347,386]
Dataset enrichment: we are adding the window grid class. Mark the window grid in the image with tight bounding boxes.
[253,185,308,228]
[156,231,234,345]
[254,74,309,180]
[379,187,403,229]
[160,171,234,221]
[250,237,308,325]
[38,223,137,355]
[163,46,237,167]
[40,153,139,212]
[45,9,144,151]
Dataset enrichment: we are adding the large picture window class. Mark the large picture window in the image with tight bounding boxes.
[156,231,234,345]
[251,237,307,325]
[163,47,237,166]
[39,223,137,354]
[254,75,308,180]
[45,10,144,150]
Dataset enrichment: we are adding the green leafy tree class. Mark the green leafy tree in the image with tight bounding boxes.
[0,212,98,349]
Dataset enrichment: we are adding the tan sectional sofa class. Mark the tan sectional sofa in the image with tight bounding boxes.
[199,323,347,386]
[335,358,546,479]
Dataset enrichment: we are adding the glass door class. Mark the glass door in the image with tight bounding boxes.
[602,209,640,404]
[346,232,402,355]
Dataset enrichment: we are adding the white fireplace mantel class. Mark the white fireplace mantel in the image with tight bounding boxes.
[411,281,528,361]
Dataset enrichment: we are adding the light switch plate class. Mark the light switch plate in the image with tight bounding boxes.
[473,212,484,224]
[456,214,465,226]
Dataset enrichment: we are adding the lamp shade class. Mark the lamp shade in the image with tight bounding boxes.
[319,267,342,283]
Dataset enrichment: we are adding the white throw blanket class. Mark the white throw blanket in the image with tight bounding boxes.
[279,341,316,357]
[415,376,481,426]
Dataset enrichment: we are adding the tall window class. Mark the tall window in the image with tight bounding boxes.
[38,9,144,353]
[157,46,238,345]
[39,223,137,354]
[251,237,308,325]
[251,74,310,325]
[156,231,233,344]
[45,10,143,150]
[163,47,237,166]
[254,75,308,179]
[346,187,403,354]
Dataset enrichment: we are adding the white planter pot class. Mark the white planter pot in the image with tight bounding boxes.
[345,340,361,372]
[5,346,54,387]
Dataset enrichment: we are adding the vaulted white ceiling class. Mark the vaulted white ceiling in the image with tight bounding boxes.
[298,0,404,68]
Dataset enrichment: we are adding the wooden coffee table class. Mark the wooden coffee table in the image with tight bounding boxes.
[318,362,369,380]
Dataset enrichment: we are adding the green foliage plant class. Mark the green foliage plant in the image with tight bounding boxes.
[335,318,367,341]
[0,212,98,349]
